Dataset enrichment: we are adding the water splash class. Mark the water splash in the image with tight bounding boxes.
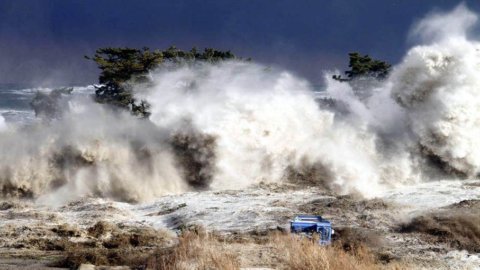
[1,4,480,203]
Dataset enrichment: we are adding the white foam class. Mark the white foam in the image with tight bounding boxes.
[0,115,6,131]
[3,5,480,203]
[380,179,480,211]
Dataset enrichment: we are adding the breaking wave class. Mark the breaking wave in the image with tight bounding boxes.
[392,4,480,177]
[1,4,480,203]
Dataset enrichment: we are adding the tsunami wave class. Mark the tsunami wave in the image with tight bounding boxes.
[0,4,479,203]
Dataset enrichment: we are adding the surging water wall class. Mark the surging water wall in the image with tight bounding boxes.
[1,4,480,203]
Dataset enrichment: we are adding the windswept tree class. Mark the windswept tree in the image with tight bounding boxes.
[333,52,391,81]
[87,46,237,117]
[86,47,161,117]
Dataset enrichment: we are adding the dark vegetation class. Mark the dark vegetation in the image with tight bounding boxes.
[82,46,235,191]
[46,224,398,270]
[46,221,172,269]
[30,87,73,120]
[31,50,388,120]
[333,52,391,82]
[319,52,392,110]
[86,48,390,118]
[86,46,237,117]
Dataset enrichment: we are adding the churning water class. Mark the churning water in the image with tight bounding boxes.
[0,4,480,206]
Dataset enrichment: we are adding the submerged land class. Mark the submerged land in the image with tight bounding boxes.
[2,4,480,270]
[0,180,479,269]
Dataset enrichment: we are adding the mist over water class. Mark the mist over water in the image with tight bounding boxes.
[393,5,480,177]
[0,116,6,131]
[139,63,396,196]
[1,4,479,204]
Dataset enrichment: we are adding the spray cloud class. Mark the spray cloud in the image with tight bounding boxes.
[392,4,480,176]
[0,4,479,203]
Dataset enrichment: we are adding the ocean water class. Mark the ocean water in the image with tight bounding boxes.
[0,84,95,124]
[0,83,326,126]
[0,84,36,123]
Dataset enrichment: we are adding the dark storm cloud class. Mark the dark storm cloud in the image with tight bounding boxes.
[0,0,476,86]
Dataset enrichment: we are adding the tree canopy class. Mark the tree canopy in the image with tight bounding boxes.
[87,46,237,117]
[333,52,391,81]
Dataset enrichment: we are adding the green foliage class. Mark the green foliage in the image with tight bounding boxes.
[333,52,391,81]
[88,46,237,117]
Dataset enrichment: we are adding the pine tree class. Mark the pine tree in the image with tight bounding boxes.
[87,46,237,117]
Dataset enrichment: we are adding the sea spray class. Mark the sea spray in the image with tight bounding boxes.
[0,4,479,203]
[0,115,6,131]
[140,63,393,196]
[1,99,187,203]
[0,62,398,203]
[391,4,480,176]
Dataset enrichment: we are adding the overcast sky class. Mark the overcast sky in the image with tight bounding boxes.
[0,0,477,86]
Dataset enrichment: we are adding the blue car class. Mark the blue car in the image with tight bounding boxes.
[290,215,334,245]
